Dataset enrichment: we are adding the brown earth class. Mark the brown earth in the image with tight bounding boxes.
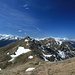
[0,57,75,75]
[32,57,75,75]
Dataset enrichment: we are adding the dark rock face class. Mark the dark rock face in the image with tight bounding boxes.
[30,37,75,61]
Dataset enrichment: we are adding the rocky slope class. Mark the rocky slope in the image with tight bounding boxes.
[0,36,75,75]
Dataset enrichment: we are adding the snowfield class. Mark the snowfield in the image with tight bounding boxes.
[9,46,31,62]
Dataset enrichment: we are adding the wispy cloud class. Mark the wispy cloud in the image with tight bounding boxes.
[24,33,26,34]
[18,30,22,33]
[0,2,41,36]
[23,4,29,9]
[23,4,28,7]
[25,7,29,9]
[35,27,41,32]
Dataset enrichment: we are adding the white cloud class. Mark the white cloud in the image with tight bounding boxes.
[31,26,41,32]
[0,4,41,35]
[36,27,41,31]
[23,4,28,7]
[25,7,29,9]
[18,30,22,32]
[24,33,26,34]
[23,4,29,9]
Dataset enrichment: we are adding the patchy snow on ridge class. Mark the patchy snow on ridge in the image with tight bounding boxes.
[43,53,52,57]
[58,41,62,45]
[34,37,75,43]
[25,39,29,46]
[34,38,46,41]
[11,46,31,57]
[55,38,62,45]
[8,58,14,62]
[43,57,48,61]
[26,68,35,72]
[46,43,51,46]
[26,42,29,46]
[9,46,31,62]
[57,50,66,59]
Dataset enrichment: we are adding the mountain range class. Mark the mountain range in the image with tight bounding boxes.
[0,34,22,47]
[0,35,75,75]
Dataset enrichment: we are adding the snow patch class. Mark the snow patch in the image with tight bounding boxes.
[8,58,15,62]
[35,38,46,41]
[66,45,71,50]
[58,50,66,58]
[28,56,33,59]
[43,53,52,57]
[7,52,9,55]
[25,39,29,42]
[26,68,35,72]
[58,41,62,45]
[41,46,45,50]
[55,38,62,45]
[46,43,51,46]
[9,46,31,62]
[70,42,74,44]
[11,46,31,57]
[25,39,29,46]
[0,68,1,71]
[43,57,48,61]
[26,43,29,46]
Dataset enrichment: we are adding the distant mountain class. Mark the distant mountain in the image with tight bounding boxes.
[0,36,75,75]
[0,34,22,47]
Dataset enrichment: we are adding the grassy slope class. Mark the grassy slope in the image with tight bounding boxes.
[0,57,75,75]
[32,57,75,75]
[0,38,44,75]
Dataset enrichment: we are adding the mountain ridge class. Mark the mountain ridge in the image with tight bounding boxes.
[0,34,22,40]
[0,36,75,75]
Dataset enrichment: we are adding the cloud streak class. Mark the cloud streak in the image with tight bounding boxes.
[23,4,29,9]
[0,2,41,36]
[23,4,28,7]
[18,30,22,33]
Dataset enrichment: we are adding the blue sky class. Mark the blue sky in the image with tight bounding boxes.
[0,0,75,38]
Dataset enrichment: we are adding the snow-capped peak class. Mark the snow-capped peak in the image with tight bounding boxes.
[34,37,69,41]
[34,37,75,42]
[0,34,22,40]
[34,38,46,41]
